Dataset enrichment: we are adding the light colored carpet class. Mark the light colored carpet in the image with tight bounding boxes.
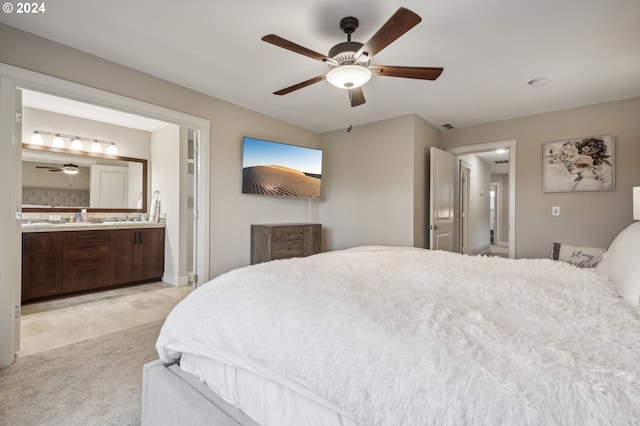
[0,320,163,426]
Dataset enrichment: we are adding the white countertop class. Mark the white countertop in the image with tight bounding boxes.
[21,221,166,233]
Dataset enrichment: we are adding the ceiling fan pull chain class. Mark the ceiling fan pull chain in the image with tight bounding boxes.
[347,99,352,133]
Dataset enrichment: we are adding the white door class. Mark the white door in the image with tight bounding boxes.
[429,147,455,251]
[0,81,22,368]
[90,165,128,208]
[460,163,471,254]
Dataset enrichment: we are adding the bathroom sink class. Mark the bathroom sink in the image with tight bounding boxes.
[21,222,54,228]
[53,222,99,227]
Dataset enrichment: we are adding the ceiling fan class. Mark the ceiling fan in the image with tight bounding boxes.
[262,7,443,107]
[35,163,87,175]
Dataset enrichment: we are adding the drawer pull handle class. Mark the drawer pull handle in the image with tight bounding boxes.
[78,269,96,275]
[78,235,97,239]
[78,248,97,251]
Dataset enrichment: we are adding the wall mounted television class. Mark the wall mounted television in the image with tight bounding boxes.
[242,137,323,197]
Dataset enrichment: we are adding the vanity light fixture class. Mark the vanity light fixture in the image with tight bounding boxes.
[29,130,118,155]
[91,140,103,153]
[70,137,84,150]
[30,130,44,145]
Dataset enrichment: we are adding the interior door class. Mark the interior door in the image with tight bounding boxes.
[429,147,455,251]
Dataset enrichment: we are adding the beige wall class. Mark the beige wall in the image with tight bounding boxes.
[319,114,441,251]
[443,97,640,258]
[151,125,185,285]
[0,24,321,277]
[319,115,415,250]
[413,116,443,247]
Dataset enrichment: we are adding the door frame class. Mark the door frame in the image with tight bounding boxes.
[447,139,516,258]
[0,63,211,367]
[459,161,471,254]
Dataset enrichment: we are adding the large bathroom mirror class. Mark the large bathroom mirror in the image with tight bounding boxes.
[22,143,147,212]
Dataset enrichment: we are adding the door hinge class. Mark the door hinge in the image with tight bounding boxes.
[15,112,22,125]
[15,210,22,221]
[15,305,20,318]
[193,274,198,284]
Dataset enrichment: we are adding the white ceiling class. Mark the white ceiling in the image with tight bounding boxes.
[2,0,639,134]
[21,90,170,132]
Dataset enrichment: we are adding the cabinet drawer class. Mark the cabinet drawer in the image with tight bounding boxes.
[63,263,109,292]
[271,226,304,242]
[63,230,110,244]
[271,240,304,259]
[64,242,110,265]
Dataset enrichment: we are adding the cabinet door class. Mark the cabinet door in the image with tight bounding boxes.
[22,232,63,300]
[109,229,138,285]
[138,228,165,281]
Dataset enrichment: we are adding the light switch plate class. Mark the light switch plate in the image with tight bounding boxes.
[552,206,560,216]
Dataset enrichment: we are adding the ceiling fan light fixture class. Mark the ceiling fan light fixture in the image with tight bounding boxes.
[327,65,372,89]
[62,164,79,175]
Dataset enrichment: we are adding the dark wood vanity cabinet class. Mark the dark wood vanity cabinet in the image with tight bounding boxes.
[22,232,63,300]
[22,227,165,302]
[110,228,165,285]
[62,230,110,293]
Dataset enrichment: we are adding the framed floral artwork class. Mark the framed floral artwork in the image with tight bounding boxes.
[542,134,615,192]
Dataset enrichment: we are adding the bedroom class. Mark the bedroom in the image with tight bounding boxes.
[1,0,640,423]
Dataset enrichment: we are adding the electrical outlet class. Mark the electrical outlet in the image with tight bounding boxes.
[48,214,62,221]
[552,206,560,216]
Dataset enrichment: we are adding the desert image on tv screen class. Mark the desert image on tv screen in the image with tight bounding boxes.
[242,138,322,197]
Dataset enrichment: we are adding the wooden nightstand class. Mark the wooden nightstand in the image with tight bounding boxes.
[251,223,321,264]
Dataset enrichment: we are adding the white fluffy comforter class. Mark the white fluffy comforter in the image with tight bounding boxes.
[156,246,640,425]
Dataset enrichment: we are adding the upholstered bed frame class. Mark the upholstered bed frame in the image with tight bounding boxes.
[142,360,258,426]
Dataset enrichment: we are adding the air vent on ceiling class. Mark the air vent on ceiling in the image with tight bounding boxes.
[494,160,509,164]
[441,123,454,130]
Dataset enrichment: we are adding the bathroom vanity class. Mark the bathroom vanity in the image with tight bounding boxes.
[21,222,165,302]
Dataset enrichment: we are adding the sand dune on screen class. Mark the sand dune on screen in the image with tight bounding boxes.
[243,165,321,197]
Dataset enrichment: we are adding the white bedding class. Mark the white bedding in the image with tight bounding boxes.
[157,246,640,425]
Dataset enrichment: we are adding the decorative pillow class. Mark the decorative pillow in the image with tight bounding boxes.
[596,222,640,307]
[551,242,606,268]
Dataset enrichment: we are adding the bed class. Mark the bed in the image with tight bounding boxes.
[143,222,640,425]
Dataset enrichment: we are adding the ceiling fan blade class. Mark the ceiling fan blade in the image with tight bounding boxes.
[371,65,443,80]
[350,87,366,107]
[356,8,421,59]
[262,34,330,62]
[273,75,327,95]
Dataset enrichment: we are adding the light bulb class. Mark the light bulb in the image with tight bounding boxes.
[92,140,103,153]
[70,138,84,150]
[30,131,44,145]
[52,134,65,148]
[107,143,118,155]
